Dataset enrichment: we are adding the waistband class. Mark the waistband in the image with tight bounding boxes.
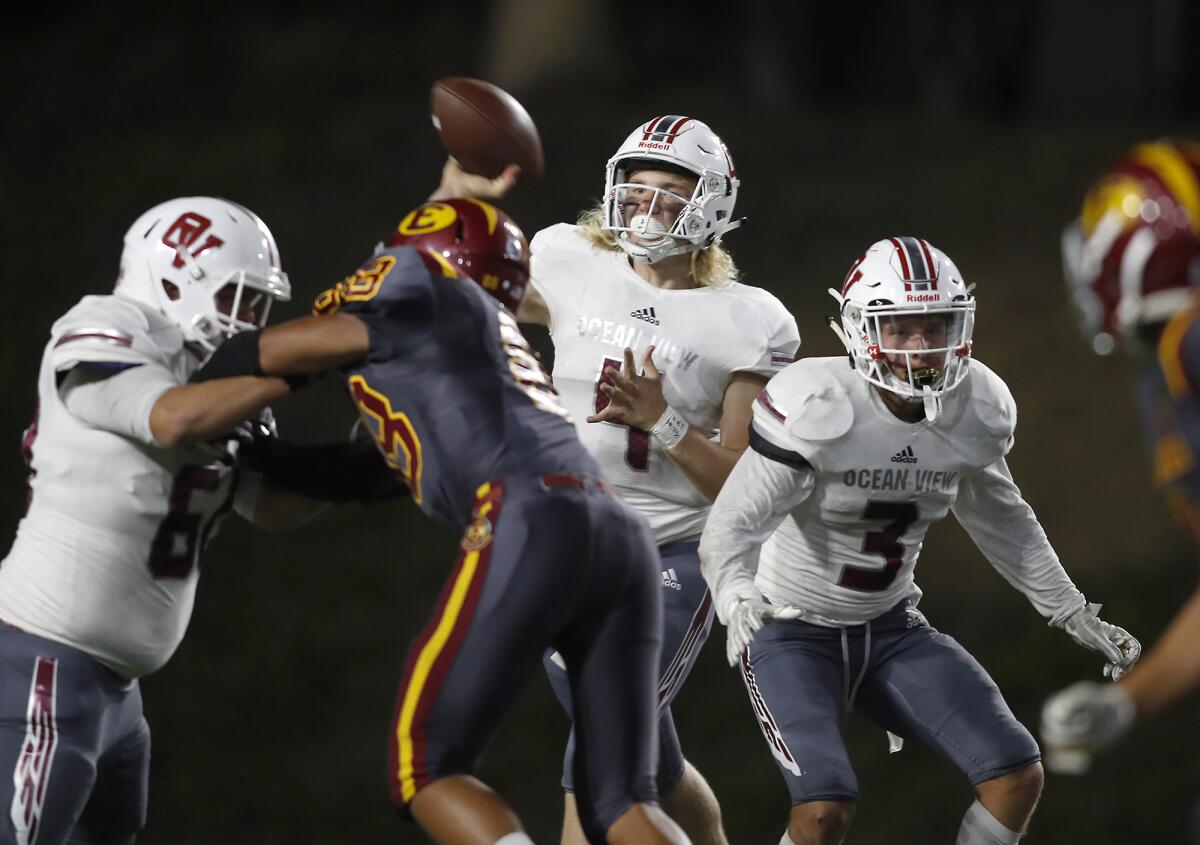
[537,472,617,496]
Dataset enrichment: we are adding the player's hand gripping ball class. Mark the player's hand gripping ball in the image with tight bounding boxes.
[430,77,545,183]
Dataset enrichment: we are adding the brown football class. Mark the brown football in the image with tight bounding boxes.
[430,77,544,182]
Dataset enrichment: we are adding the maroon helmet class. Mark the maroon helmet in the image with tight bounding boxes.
[1062,139,1200,354]
[387,198,530,313]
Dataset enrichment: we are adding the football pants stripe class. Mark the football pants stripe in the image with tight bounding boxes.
[10,656,58,845]
[657,589,713,706]
[739,649,801,777]
[393,484,500,803]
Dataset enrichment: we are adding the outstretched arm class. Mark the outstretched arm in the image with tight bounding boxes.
[258,314,369,375]
[953,457,1140,677]
[191,314,370,383]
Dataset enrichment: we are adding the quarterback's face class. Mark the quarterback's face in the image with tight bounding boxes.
[619,169,697,242]
[879,313,949,377]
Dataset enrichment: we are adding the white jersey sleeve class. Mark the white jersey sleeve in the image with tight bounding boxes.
[0,294,238,679]
[952,457,1085,624]
[699,445,815,624]
[725,287,800,378]
[530,223,801,544]
[59,362,177,446]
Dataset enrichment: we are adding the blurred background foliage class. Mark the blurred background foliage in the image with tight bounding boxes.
[2,2,1198,842]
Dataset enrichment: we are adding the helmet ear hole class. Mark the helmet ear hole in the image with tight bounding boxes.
[161,280,181,301]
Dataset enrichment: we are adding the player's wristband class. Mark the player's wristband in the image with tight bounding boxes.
[649,404,689,450]
[190,330,310,392]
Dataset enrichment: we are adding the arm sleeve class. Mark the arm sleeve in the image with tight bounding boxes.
[951,457,1085,624]
[241,437,408,503]
[699,443,815,624]
[59,362,179,446]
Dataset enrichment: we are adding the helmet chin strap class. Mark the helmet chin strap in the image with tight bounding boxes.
[922,385,940,422]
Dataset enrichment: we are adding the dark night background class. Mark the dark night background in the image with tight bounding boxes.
[3,2,1199,843]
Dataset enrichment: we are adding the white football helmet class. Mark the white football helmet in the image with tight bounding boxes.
[602,116,741,264]
[115,196,291,353]
[829,237,975,421]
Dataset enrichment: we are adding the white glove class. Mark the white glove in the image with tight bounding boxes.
[723,597,803,666]
[1058,603,1142,681]
[1040,680,1136,774]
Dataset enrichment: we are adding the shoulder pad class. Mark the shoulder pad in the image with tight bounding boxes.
[957,359,1017,442]
[49,295,181,371]
[530,223,588,259]
[754,358,854,443]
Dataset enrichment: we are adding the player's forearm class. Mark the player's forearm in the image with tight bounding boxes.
[663,430,744,501]
[1119,587,1200,717]
[150,377,289,447]
[259,314,369,375]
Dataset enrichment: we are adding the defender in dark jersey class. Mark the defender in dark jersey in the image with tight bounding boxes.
[1046,139,1200,842]
[193,199,688,845]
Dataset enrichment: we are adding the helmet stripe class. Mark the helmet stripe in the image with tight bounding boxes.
[888,237,911,279]
[899,236,930,280]
[917,238,937,279]
[464,198,498,234]
[667,116,690,139]
[1133,142,1200,235]
[642,116,663,141]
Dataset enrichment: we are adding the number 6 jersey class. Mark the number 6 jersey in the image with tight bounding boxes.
[701,356,1087,626]
[0,294,247,679]
[530,224,799,544]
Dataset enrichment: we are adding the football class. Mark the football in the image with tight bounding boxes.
[430,77,545,182]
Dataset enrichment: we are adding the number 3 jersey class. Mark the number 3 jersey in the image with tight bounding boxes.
[530,224,800,544]
[701,356,1086,626]
[314,245,598,529]
[0,295,245,679]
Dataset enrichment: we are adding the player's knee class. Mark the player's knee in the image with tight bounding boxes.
[977,761,1044,812]
[788,800,854,845]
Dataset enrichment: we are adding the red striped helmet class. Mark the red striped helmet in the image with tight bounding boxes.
[388,198,529,313]
[1062,139,1200,355]
[830,237,975,419]
[602,116,740,264]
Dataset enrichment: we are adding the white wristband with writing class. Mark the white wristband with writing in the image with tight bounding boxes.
[649,405,689,450]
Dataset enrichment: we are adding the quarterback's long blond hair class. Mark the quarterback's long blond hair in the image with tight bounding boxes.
[575,207,739,288]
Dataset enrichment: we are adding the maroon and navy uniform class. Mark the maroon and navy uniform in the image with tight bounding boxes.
[315,245,663,842]
[1137,299,1200,534]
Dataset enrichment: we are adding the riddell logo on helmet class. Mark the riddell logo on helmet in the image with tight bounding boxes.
[906,293,939,302]
[638,141,672,151]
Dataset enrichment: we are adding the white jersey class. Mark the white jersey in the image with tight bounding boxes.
[0,294,245,679]
[700,356,1085,626]
[530,223,799,544]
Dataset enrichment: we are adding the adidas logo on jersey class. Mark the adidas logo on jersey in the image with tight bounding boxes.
[631,307,660,325]
[661,568,682,590]
[890,446,917,464]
